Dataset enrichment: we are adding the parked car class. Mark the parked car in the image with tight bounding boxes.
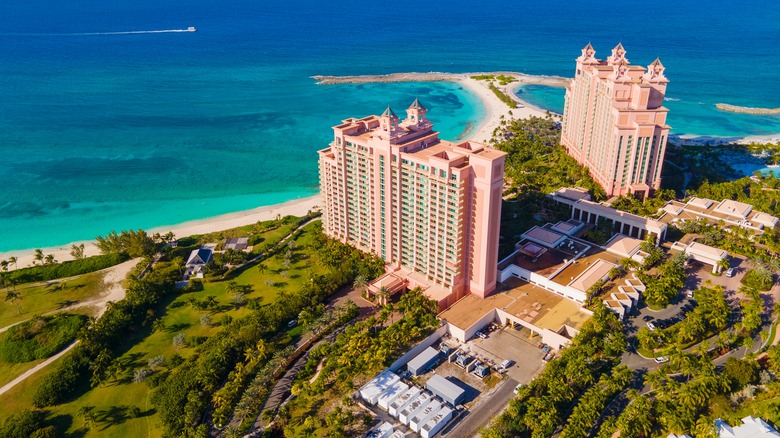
[500,359,514,370]
[654,356,670,364]
[687,290,694,299]
[476,331,488,339]
[642,315,654,322]
[725,268,735,277]
[287,319,297,328]
[541,345,552,353]
[543,352,555,361]
[647,322,657,331]
[514,383,524,394]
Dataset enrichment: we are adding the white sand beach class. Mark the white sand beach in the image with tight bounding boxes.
[313,71,565,144]
[670,133,780,146]
[461,77,559,143]
[0,71,562,267]
[0,195,321,270]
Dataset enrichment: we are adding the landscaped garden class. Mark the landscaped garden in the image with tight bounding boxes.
[0,215,387,437]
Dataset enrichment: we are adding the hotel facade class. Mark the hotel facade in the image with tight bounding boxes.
[561,43,671,198]
[317,100,506,307]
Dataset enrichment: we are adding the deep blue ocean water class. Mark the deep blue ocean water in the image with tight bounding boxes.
[1,0,779,251]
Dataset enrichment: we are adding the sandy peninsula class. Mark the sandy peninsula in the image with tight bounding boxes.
[0,71,565,267]
[313,71,566,143]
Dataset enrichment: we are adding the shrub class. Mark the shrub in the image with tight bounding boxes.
[33,348,89,407]
[185,336,208,348]
[0,314,89,362]
[134,368,150,383]
[172,333,186,349]
[742,269,774,291]
[146,371,168,388]
[6,253,129,283]
[0,410,48,438]
[169,354,185,368]
[723,357,760,390]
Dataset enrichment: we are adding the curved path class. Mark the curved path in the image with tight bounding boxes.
[0,258,138,334]
[0,340,79,396]
[0,258,139,395]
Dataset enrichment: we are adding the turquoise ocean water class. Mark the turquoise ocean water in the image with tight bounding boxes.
[1,0,779,251]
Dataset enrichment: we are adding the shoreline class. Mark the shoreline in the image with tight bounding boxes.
[313,71,566,143]
[669,133,780,146]
[5,71,779,264]
[0,72,552,265]
[0,195,321,271]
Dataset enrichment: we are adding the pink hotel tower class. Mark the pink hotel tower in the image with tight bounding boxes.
[318,99,506,309]
[561,43,671,199]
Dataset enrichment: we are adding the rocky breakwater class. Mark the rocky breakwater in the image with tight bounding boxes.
[716,103,780,115]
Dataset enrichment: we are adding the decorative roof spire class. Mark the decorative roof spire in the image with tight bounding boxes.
[409,98,426,110]
[404,98,431,130]
[577,42,598,65]
[381,105,398,119]
[607,42,629,65]
[582,42,595,55]
[644,57,668,82]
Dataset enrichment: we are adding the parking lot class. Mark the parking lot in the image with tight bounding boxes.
[457,325,547,384]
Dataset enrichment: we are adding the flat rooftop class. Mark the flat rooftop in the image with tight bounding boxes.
[438,293,514,330]
[439,278,590,332]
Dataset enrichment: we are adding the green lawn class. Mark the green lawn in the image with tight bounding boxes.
[0,271,107,330]
[0,221,325,436]
[0,358,47,388]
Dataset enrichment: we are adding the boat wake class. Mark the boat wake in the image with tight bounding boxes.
[0,27,196,37]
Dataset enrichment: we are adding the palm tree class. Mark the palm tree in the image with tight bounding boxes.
[77,406,96,430]
[225,281,240,295]
[70,243,85,260]
[44,254,56,265]
[5,290,21,314]
[152,319,166,333]
[203,295,219,311]
[619,257,640,272]
[33,249,43,265]
[693,416,717,438]
[353,274,368,297]
[716,257,730,274]
[644,369,666,390]
[377,286,391,306]
[8,256,17,271]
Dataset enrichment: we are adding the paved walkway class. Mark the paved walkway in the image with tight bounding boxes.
[0,340,79,396]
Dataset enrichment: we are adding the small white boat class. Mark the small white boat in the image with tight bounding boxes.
[187,26,197,32]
